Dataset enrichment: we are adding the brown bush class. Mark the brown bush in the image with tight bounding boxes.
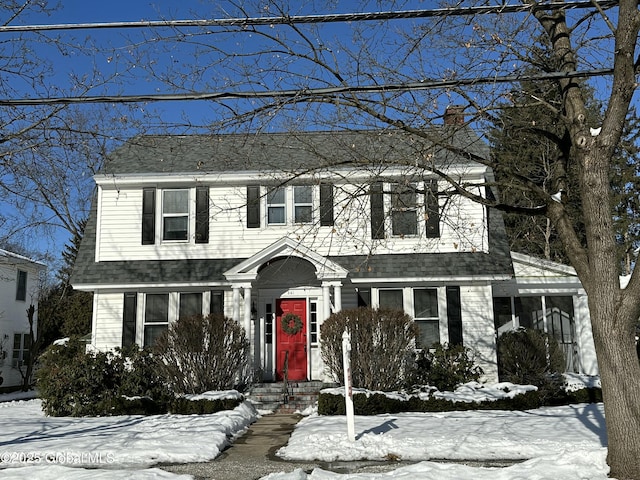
[154,314,250,394]
[320,307,417,391]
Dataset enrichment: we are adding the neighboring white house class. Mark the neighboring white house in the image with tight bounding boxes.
[0,249,46,391]
[71,124,599,383]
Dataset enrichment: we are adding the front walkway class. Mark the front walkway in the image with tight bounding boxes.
[160,413,406,480]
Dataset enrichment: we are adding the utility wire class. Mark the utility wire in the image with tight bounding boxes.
[0,69,614,106]
[0,1,618,33]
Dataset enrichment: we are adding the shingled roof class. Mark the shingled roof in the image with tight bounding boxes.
[101,128,489,176]
[72,129,512,288]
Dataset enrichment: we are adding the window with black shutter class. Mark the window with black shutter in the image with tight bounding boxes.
[425,180,440,238]
[195,186,210,244]
[320,183,334,226]
[370,182,384,239]
[446,286,463,345]
[16,270,27,301]
[142,188,156,245]
[122,292,137,348]
[246,185,261,228]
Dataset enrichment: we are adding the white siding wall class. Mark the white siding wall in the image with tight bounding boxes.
[92,292,124,350]
[0,257,43,389]
[97,181,488,262]
[458,284,499,383]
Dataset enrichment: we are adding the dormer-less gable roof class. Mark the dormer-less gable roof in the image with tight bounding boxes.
[100,128,489,176]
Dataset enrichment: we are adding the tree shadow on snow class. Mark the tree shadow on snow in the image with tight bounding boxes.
[356,418,398,440]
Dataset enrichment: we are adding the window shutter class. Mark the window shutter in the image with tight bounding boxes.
[195,186,210,244]
[246,186,261,228]
[16,270,27,301]
[142,188,156,245]
[370,182,384,239]
[122,292,137,348]
[446,286,463,345]
[320,183,334,226]
[425,179,440,238]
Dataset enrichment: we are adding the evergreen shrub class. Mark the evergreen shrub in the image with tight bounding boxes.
[497,328,566,401]
[409,343,484,391]
[320,307,417,391]
[37,340,170,416]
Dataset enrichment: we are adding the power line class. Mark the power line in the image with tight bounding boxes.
[0,69,614,106]
[0,1,618,33]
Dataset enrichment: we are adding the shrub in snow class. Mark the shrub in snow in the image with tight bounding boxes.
[497,328,565,401]
[320,307,417,391]
[154,314,250,394]
[37,340,170,416]
[408,343,484,391]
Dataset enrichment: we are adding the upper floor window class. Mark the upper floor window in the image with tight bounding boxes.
[142,187,209,245]
[391,183,417,236]
[16,270,27,301]
[162,189,189,241]
[370,180,440,239]
[267,187,286,225]
[294,186,313,223]
[250,184,333,228]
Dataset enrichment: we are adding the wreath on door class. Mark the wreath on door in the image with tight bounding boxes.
[281,313,303,335]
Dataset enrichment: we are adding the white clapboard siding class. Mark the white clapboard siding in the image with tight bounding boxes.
[457,284,498,382]
[92,292,124,350]
[97,180,489,262]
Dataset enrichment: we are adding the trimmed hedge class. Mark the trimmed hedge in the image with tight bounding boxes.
[317,386,602,415]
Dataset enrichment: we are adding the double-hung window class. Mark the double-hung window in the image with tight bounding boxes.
[267,187,286,225]
[391,183,418,236]
[162,189,189,241]
[144,293,169,347]
[414,288,440,348]
[293,186,313,223]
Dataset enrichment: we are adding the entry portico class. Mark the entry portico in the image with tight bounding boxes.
[224,237,349,381]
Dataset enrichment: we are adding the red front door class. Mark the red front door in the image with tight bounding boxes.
[276,298,307,381]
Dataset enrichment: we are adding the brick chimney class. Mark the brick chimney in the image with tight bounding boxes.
[444,106,465,125]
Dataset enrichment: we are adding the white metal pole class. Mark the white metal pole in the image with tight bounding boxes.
[342,329,355,442]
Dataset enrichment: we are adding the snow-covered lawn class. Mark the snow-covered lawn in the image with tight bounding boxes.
[0,393,257,479]
[0,377,612,480]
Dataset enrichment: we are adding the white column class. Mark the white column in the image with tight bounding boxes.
[322,282,332,318]
[243,285,254,373]
[334,284,342,312]
[232,287,241,323]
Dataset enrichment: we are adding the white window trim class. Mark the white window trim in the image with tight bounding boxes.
[293,185,314,224]
[386,181,422,238]
[160,188,194,243]
[266,185,317,226]
[266,186,287,225]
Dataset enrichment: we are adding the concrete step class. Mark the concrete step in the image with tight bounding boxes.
[246,381,336,412]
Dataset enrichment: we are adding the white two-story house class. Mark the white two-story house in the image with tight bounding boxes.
[71,123,598,383]
[0,249,46,391]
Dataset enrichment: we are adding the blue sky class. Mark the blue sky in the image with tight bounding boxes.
[3,1,622,266]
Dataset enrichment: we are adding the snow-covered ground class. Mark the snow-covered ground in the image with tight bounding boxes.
[0,376,611,479]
